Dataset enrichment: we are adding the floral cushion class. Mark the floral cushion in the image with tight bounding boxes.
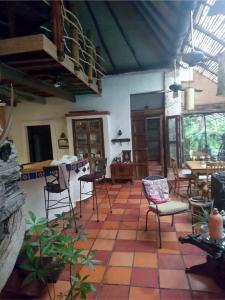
[142,178,169,204]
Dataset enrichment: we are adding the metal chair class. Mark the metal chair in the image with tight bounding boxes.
[43,164,77,231]
[78,158,112,222]
[142,175,189,248]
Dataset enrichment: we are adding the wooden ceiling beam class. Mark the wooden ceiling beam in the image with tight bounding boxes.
[0,85,46,104]
[0,63,74,101]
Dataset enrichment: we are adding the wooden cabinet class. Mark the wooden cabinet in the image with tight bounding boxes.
[110,163,133,184]
[72,118,105,169]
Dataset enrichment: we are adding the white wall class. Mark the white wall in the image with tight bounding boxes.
[75,70,164,163]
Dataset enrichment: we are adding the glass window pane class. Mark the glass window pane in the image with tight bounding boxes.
[183,115,206,161]
[168,118,176,141]
[205,113,225,160]
[169,143,177,159]
[146,118,160,161]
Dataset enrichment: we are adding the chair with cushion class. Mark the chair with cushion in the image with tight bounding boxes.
[43,164,77,231]
[78,158,112,222]
[142,175,189,248]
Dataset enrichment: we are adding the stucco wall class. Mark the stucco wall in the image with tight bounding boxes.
[185,71,225,106]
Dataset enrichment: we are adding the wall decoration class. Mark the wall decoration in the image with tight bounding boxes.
[122,150,131,162]
[58,138,69,149]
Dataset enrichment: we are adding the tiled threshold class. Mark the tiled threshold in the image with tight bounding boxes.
[1,181,225,300]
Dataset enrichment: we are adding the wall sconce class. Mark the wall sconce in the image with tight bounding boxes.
[58,132,69,149]
[117,130,122,136]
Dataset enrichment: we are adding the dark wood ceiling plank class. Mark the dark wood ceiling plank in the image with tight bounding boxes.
[140,2,171,42]
[164,0,179,15]
[146,1,175,33]
[132,2,171,58]
[0,62,74,101]
[105,1,142,69]
[85,1,117,72]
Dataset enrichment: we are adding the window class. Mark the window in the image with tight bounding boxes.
[183,113,225,161]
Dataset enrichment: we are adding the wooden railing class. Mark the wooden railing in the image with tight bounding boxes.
[51,0,104,91]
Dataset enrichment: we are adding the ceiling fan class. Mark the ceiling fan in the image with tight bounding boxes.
[181,10,206,67]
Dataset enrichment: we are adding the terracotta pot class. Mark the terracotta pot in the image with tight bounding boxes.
[208,208,223,240]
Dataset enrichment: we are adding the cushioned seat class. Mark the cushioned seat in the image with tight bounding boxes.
[149,200,189,215]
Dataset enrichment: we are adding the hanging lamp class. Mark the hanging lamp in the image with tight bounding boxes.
[184,87,195,110]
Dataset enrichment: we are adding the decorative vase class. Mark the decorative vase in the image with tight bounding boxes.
[208,208,223,240]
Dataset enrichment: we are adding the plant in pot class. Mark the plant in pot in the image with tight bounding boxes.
[6,211,98,299]
[192,202,214,234]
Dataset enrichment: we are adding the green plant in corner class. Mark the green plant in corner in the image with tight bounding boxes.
[18,211,99,300]
[192,201,214,233]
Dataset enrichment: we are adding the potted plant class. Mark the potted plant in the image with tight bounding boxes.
[4,211,98,300]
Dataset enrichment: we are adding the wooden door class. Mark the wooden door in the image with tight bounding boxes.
[132,111,164,179]
[132,111,148,178]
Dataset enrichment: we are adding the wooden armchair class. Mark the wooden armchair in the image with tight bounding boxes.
[170,157,195,196]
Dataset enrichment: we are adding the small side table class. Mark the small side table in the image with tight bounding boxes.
[110,162,133,184]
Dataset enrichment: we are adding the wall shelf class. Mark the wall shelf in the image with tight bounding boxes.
[111,138,130,143]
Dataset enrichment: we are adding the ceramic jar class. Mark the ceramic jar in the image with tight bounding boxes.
[208,208,223,240]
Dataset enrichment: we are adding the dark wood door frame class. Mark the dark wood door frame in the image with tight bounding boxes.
[131,109,165,179]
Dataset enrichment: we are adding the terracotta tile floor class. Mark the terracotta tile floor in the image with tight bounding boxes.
[4,181,225,299]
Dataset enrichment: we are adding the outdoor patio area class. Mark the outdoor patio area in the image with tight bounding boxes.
[37,181,225,300]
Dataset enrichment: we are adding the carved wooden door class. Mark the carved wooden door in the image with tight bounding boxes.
[132,111,164,179]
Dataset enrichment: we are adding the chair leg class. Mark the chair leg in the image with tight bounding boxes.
[92,182,95,211]
[93,182,99,222]
[105,180,112,213]
[157,214,162,248]
[46,191,50,224]
[79,180,82,218]
[145,209,151,231]
[68,189,78,233]
[171,214,174,226]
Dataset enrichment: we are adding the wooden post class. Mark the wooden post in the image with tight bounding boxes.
[0,103,6,131]
[86,30,93,83]
[71,28,80,71]
[51,0,65,62]
[96,47,102,93]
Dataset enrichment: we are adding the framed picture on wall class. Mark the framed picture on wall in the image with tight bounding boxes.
[122,150,131,162]
[58,138,69,149]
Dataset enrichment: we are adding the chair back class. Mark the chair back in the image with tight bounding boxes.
[43,164,70,192]
[142,176,169,204]
[93,158,107,180]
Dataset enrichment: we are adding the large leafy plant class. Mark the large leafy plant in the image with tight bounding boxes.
[19,211,98,300]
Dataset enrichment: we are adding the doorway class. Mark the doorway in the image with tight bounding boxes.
[130,92,165,179]
[27,125,53,162]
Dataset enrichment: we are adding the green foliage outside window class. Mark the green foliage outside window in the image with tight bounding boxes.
[183,113,225,161]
